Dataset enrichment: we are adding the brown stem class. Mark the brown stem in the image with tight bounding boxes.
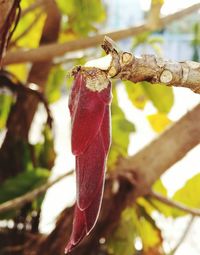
[3,3,200,65]
[102,36,200,94]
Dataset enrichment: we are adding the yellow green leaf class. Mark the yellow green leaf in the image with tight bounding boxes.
[142,82,174,113]
[147,113,172,133]
[124,81,148,109]
[171,173,200,217]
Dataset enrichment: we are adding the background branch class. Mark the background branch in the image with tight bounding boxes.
[3,3,200,65]
[0,171,73,214]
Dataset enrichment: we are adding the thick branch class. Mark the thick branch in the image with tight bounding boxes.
[115,103,200,198]
[0,171,73,214]
[3,3,200,65]
[102,36,200,93]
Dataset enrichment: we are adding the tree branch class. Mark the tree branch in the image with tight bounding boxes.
[3,3,200,65]
[100,36,200,94]
[115,103,200,198]
[0,171,73,214]
[150,191,200,216]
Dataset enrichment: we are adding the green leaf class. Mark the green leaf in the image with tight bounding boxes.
[153,179,167,196]
[147,113,172,133]
[56,0,106,36]
[34,125,56,169]
[137,206,163,252]
[124,81,148,109]
[46,65,66,103]
[6,64,28,82]
[107,207,137,255]
[12,7,46,48]
[171,173,200,217]
[142,82,174,113]
[137,179,171,218]
[0,168,50,219]
[108,87,135,169]
[107,205,163,255]
[0,94,13,130]
[0,168,50,204]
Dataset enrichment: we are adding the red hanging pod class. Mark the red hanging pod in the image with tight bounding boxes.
[65,68,112,253]
[69,71,106,156]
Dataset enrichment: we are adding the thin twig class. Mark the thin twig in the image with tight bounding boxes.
[0,170,74,214]
[150,191,200,216]
[169,216,195,255]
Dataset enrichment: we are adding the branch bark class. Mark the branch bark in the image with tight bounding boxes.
[101,36,200,93]
[0,171,73,214]
[115,103,200,198]
[3,3,200,65]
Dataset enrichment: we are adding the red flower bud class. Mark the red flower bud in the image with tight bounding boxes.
[65,69,112,253]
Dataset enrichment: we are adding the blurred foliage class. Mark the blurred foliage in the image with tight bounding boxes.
[0,94,13,130]
[56,0,106,37]
[147,113,172,133]
[124,81,174,114]
[192,22,200,62]
[107,205,163,255]
[46,65,66,103]
[132,32,163,55]
[0,167,50,219]
[108,86,135,170]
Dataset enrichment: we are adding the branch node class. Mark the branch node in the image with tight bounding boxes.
[160,69,173,83]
